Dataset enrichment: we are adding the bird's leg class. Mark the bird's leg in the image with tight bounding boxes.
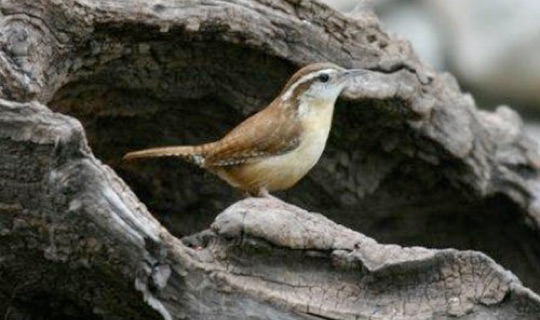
[258,187,270,198]
[257,187,279,199]
[242,187,273,198]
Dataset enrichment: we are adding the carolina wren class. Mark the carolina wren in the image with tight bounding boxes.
[124,63,363,196]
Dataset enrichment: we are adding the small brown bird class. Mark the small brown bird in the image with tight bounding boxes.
[124,63,364,196]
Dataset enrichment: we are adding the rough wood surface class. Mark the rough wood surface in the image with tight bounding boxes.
[1,0,540,319]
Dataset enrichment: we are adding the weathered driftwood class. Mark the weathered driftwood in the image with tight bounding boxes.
[1,0,540,319]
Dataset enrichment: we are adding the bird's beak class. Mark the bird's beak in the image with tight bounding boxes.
[342,69,368,77]
[337,69,368,84]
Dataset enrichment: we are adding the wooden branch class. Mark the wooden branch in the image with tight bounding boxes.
[1,0,540,319]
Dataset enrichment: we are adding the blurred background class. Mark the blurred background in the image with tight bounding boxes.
[322,0,540,140]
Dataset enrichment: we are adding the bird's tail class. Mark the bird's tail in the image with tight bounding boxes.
[123,144,210,167]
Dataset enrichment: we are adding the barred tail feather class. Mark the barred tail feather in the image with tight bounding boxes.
[123,145,207,166]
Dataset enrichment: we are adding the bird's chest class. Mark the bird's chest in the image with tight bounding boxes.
[286,121,331,171]
[292,101,334,167]
[242,105,333,190]
[237,133,326,191]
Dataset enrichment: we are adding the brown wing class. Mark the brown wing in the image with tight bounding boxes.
[204,103,301,167]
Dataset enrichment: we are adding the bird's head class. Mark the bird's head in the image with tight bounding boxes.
[279,62,363,107]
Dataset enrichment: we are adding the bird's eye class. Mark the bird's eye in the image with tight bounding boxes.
[318,73,330,83]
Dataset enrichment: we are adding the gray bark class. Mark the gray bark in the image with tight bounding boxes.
[1,0,540,319]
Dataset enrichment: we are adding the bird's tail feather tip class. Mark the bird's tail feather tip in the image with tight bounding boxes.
[122,151,147,161]
[122,152,138,161]
[122,146,196,161]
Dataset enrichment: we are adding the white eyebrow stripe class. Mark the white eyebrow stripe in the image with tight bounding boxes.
[281,69,338,101]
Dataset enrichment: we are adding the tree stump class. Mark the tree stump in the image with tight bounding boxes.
[1,0,540,319]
